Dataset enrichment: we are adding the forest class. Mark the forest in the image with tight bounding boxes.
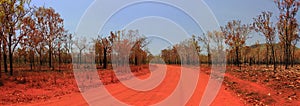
[0,0,300,105]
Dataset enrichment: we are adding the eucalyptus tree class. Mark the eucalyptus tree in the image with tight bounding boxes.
[221,20,252,68]
[275,0,300,69]
[253,11,277,70]
[1,0,31,75]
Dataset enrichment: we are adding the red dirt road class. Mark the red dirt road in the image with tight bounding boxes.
[20,65,243,106]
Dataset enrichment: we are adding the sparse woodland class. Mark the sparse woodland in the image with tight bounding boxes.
[0,0,300,105]
[161,0,300,70]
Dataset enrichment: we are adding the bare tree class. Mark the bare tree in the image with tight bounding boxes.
[210,30,225,64]
[221,20,252,69]
[74,37,87,64]
[253,11,277,70]
[275,0,300,69]
[198,33,211,64]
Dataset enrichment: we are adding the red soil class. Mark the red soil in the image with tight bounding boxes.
[223,65,300,105]
[2,65,243,106]
[1,65,299,105]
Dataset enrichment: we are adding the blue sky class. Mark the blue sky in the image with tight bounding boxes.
[30,0,300,54]
[30,0,292,33]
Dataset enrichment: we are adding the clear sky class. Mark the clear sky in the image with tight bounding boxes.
[30,0,300,54]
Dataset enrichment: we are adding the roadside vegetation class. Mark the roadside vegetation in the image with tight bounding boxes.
[0,0,300,105]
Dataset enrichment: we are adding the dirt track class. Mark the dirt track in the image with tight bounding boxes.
[19,65,243,106]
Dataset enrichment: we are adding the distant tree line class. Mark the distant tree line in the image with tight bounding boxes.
[71,30,150,70]
[92,30,150,69]
[160,0,300,70]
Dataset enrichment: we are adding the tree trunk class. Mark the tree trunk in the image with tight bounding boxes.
[207,44,211,65]
[271,45,276,70]
[9,47,13,76]
[3,43,7,73]
[58,47,61,71]
[39,49,43,66]
[135,54,138,66]
[257,49,260,65]
[0,41,2,78]
[284,12,290,69]
[249,57,252,66]
[235,47,240,69]
[79,51,82,64]
[266,45,269,67]
[284,41,289,69]
[8,34,13,76]
[30,50,34,71]
[280,47,284,68]
[99,56,102,67]
[103,47,107,69]
[288,43,291,68]
[49,46,52,70]
[291,45,295,67]
[207,52,211,65]
[231,52,234,65]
